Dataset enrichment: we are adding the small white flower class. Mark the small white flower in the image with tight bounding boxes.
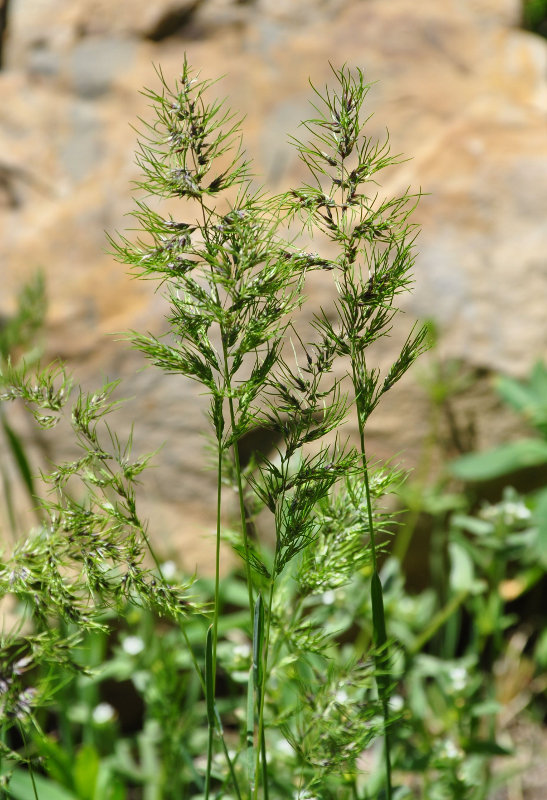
[335,688,349,703]
[439,738,461,761]
[389,694,404,712]
[122,635,145,655]
[449,666,467,692]
[504,501,531,522]
[321,590,336,605]
[160,560,177,579]
[92,702,115,724]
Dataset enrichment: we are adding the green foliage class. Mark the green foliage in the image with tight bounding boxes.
[451,361,547,481]
[523,0,547,35]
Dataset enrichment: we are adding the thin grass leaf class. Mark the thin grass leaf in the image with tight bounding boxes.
[1,414,36,503]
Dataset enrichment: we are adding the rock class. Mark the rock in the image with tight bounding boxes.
[143,1,205,41]
[70,36,136,98]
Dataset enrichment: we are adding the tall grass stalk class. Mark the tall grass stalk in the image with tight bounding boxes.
[113,60,429,798]
[110,59,303,797]
[285,65,429,797]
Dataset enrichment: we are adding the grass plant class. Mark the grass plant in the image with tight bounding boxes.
[109,59,430,798]
[1,59,543,800]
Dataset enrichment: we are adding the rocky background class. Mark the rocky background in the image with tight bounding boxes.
[1,0,546,570]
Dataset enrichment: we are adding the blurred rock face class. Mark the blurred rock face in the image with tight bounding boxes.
[1,0,546,568]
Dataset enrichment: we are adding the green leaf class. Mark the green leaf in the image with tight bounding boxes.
[6,769,79,800]
[533,487,547,567]
[450,438,547,481]
[74,745,99,800]
[449,541,475,592]
[451,514,492,536]
[370,571,387,646]
[470,700,502,717]
[534,627,547,670]
[1,414,36,500]
[463,738,513,756]
[93,764,126,800]
[496,361,547,434]
[31,736,75,788]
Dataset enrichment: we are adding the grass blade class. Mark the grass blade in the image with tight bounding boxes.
[1,413,36,502]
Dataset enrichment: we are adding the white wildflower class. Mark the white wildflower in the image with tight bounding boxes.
[122,635,145,655]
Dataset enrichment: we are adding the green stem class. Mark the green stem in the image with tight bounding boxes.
[351,363,392,800]
[205,445,224,798]
[205,726,214,800]
[212,443,223,685]
[253,576,276,800]
[229,393,255,620]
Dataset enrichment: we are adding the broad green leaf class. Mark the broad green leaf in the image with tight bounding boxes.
[450,439,547,481]
[470,700,502,717]
[496,375,538,416]
[31,736,75,788]
[449,541,474,592]
[496,362,547,433]
[451,514,492,536]
[463,738,513,756]
[93,764,126,800]
[74,745,99,800]
[6,769,78,800]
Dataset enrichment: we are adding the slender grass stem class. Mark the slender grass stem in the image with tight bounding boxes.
[205,725,214,800]
[253,575,276,800]
[352,362,392,800]
[205,626,216,800]
[226,385,255,622]
[212,443,223,684]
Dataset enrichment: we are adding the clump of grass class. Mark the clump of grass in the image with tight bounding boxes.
[1,60,430,798]
[109,60,429,798]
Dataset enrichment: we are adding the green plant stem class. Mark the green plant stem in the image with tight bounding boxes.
[253,575,276,800]
[205,725,214,800]
[209,239,254,627]
[197,195,254,797]
[212,443,223,685]
[226,381,255,623]
[352,363,392,800]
